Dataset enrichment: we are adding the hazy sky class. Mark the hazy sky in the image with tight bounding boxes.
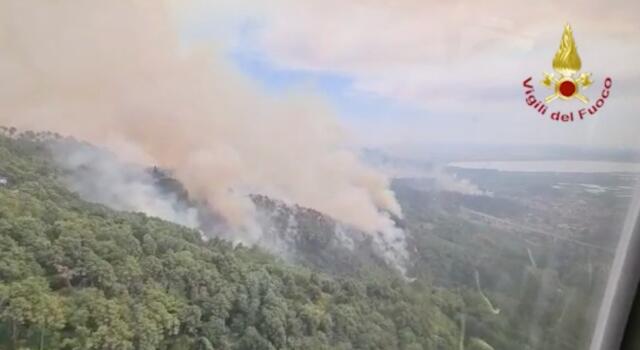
[172,0,640,149]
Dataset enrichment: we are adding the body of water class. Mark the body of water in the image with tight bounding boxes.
[448,160,640,173]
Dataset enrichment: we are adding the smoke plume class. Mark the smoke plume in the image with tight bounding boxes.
[433,168,490,196]
[0,0,402,237]
[50,140,201,230]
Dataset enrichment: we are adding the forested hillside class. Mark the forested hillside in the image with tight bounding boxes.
[1,130,616,350]
[0,132,463,349]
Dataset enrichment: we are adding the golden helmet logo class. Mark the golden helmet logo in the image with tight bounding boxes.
[523,24,612,122]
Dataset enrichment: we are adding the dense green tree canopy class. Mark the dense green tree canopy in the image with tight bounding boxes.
[0,131,610,350]
[0,133,463,349]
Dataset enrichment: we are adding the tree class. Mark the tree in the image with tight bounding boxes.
[0,277,65,349]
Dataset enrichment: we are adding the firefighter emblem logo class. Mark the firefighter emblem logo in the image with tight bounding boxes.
[522,24,612,122]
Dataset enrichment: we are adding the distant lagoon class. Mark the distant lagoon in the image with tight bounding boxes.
[448,160,640,173]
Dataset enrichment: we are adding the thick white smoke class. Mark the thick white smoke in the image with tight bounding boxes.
[50,141,201,230]
[433,168,491,196]
[0,0,403,238]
